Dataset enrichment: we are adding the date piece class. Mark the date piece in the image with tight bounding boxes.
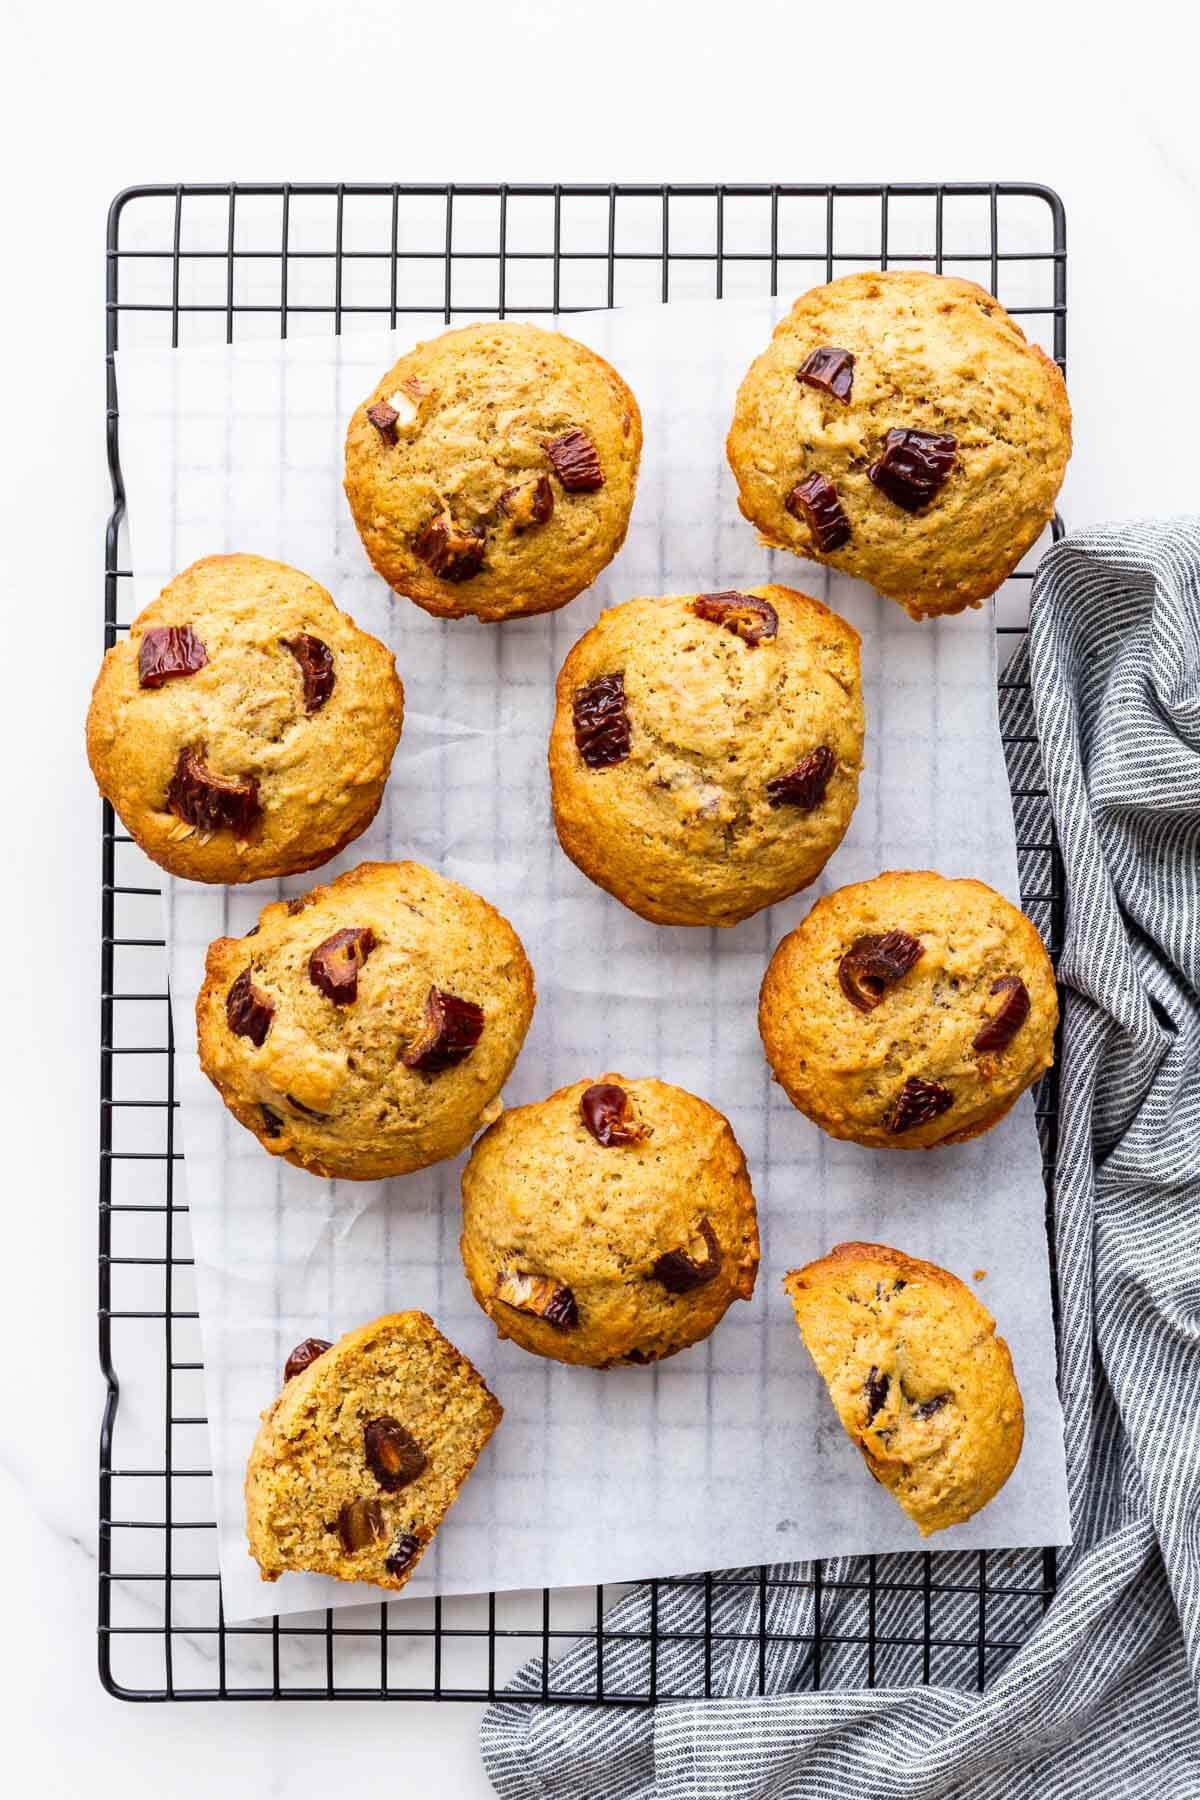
[401,988,484,1073]
[786,473,851,552]
[766,745,836,810]
[838,931,924,1013]
[652,1218,722,1294]
[868,428,958,512]
[138,625,208,688]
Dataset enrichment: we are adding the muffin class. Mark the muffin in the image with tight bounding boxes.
[784,1242,1024,1536]
[246,1312,502,1591]
[460,1075,759,1367]
[196,860,535,1180]
[343,321,642,623]
[86,554,404,885]
[759,870,1057,1149]
[727,271,1071,620]
[549,585,863,927]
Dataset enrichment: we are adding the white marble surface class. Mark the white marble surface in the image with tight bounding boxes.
[4,1,1198,1793]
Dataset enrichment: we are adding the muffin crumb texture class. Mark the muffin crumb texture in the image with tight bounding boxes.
[245,1312,502,1590]
[785,1242,1024,1535]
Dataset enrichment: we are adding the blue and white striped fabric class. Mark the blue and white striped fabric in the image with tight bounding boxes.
[481,520,1200,1797]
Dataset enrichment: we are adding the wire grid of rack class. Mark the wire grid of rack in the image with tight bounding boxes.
[100,181,1066,1702]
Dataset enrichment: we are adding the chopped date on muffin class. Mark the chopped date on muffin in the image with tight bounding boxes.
[766,745,836,810]
[494,1269,579,1329]
[796,345,855,403]
[414,514,486,582]
[499,474,554,531]
[138,624,208,688]
[283,633,335,714]
[550,587,863,927]
[580,1081,650,1146]
[402,988,484,1073]
[543,426,604,491]
[86,554,404,885]
[784,1242,1024,1535]
[572,671,631,770]
[246,1311,501,1591]
[168,746,261,837]
[727,270,1071,620]
[344,322,640,622]
[786,473,851,553]
[973,975,1031,1052]
[887,1076,954,1134]
[226,967,274,1047]
[196,861,534,1181]
[308,926,376,1005]
[759,871,1058,1149]
[652,1218,722,1293]
[868,428,958,513]
[838,931,925,1012]
[461,1076,759,1368]
[363,1416,428,1491]
[366,399,400,443]
[284,1337,332,1382]
[691,591,779,644]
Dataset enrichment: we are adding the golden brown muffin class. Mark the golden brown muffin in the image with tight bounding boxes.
[759,870,1057,1149]
[196,860,535,1180]
[548,585,863,927]
[727,271,1071,620]
[343,321,641,622]
[245,1312,502,1591]
[784,1243,1024,1536]
[85,554,404,884]
[460,1075,759,1367]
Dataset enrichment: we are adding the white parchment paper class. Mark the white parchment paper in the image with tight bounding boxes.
[115,298,1070,1626]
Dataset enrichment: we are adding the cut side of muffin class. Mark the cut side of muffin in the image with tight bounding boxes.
[246,1312,502,1591]
[784,1242,1023,1536]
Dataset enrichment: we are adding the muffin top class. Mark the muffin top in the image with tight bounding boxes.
[245,1311,502,1591]
[343,321,642,622]
[784,1242,1024,1536]
[196,860,535,1181]
[460,1075,760,1367]
[86,553,404,884]
[759,870,1057,1149]
[727,271,1071,619]
[549,584,863,927]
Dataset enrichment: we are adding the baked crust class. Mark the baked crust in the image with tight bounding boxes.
[727,271,1071,619]
[85,553,404,884]
[343,321,642,622]
[196,859,535,1180]
[461,1075,759,1367]
[759,870,1057,1149]
[549,584,863,927]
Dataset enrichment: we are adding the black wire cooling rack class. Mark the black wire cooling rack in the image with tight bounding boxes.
[100,181,1067,1702]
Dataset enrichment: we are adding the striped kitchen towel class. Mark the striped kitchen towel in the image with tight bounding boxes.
[481,519,1200,1798]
